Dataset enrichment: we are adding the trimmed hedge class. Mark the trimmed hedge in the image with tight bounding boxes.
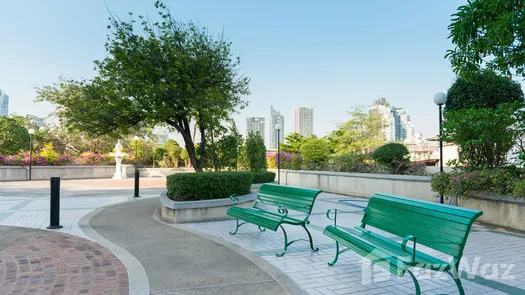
[250,171,275,184]
[166,171,275,201]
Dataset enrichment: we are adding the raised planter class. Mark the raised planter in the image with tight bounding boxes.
[160,191,256,223]
[459,193,525,232]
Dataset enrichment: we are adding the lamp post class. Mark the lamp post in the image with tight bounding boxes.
[275,123,282,185]
[28,128,35,181]
[133,136,140,198]
[434,92,447,204]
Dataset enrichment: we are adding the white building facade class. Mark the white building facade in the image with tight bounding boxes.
[292,107,314,137]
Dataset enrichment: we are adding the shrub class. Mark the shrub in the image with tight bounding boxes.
[0,153,6,166]
[250,171,275,184]
[328,154,375,173]
[291,153,302,170]
[372,143,410,174]
[266,152,293,169]
[167,172,253,201]
[243,132,267,172]
[301,138,330,170]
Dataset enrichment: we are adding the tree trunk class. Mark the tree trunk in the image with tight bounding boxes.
[199,122,207,170]
[210,123,219,172]
[166,119,203,172]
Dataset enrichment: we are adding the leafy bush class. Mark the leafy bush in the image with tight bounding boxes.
[371,143,410,174]
[431,168,523,199]
[328,154,376,173]
[301,138,330,170]
[167,172,253,201]
[266,152,293,169]
[0,153,6,166]
[291,153,302,170]
[250,171,275,184]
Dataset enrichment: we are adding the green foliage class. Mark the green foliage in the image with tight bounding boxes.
[243,132,267,172]
[431,168,523,199]
[166,172,253,201]
[444,70,524,112]
[446,0,525,79]
[443,103,523,168]
[512,179,525,197]
[0,115,30,155]
[281,133,306,153]
[215,123,243,170]
[327,106,385,155]
[159,139,182,167]
[300,138,330,170]
[290,154,303,170]
[249,171,276,184]
[180,148,190,167]
[36,1,250,172]
[328,154,377,173]
[372,143,410,174]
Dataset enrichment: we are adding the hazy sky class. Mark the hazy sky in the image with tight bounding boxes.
[0,0,495,143]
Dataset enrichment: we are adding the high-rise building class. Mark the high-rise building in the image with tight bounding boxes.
[369,98,417,142]
[26,114,45,128]
[292,107,314,137]
[369,98,395,142]
[270,106,284,150]
[0,90,9,116]
[246,117,265,142]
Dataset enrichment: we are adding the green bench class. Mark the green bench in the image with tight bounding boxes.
[227,183,322,257]
[323,193,483,295]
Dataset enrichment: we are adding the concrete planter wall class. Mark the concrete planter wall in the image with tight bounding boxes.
[0,166,122,181]
[459,193,525,232]
[0,166,194,181]
[277,169,435,201]
[160,191,256,223]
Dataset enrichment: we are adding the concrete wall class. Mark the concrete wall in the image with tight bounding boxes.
[460,194,525,232]
[278,170,436,201]
[139,168,194,178]
[1,166,119,181]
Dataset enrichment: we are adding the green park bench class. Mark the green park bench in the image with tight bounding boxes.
[227,183,322,257]
[323,193,483,295]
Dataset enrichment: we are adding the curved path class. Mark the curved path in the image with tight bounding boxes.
[87,197,291,295]
[0,225,128,295]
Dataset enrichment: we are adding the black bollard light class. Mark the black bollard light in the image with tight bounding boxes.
[133,168,140,198]
[47,177,63,229]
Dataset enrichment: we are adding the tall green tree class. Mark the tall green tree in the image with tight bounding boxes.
[0,116,30,155]
[447,0,525,79]
[242,132,267,172]
[216,122,243,171]
[300,138,331,170]
[36,1,250,172]
[327,106,385,155]
[281,133,306,153]
[445,70,524,112]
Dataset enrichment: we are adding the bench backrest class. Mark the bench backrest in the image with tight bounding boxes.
[362,193,483,258]
[257,184,322,215]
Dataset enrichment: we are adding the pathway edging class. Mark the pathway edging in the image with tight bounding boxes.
[79,201,150,295]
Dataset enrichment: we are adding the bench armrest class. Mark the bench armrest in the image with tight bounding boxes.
[277,206,290,220]
[326,208,339,226]
[401,235,417,263]
[230,194,240,206]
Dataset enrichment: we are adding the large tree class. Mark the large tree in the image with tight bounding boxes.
[446,0,525,79]
[37,1,249,171]
[0,115,29,155]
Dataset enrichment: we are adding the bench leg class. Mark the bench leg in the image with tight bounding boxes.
[447,270,465,295]
[327,242,350,266]
[407,270,421,295]
[276,225,289,257]
[258,226,266,232]
[229,219,248,235]
[301,224,319,252]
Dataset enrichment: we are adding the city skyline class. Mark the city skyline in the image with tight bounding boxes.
[246,117,266,144]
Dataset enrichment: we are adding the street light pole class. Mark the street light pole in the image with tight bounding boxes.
[275,123,282,185]
[434,93,447,204]
[133,136,140,198]
[28,128,35,181]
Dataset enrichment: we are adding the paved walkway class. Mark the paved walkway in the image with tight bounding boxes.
[0,225,128,295]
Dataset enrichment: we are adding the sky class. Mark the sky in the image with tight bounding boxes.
[1,0,479,143]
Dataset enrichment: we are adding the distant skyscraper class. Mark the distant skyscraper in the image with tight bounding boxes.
[369,98,416,142]
[0,90,9,116]
[26,114,45,128]
[292,107,314,137]
[246,117,265,143]
[270,106,284,150]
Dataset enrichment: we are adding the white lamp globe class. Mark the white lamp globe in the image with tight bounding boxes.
[28,128,35,135]
[275,123,282,130]
[434,93,447,105]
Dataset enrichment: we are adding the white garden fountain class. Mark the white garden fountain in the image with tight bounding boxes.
[110,140,129,179]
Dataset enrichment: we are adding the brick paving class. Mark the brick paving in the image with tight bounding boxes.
[0,231,128,295]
